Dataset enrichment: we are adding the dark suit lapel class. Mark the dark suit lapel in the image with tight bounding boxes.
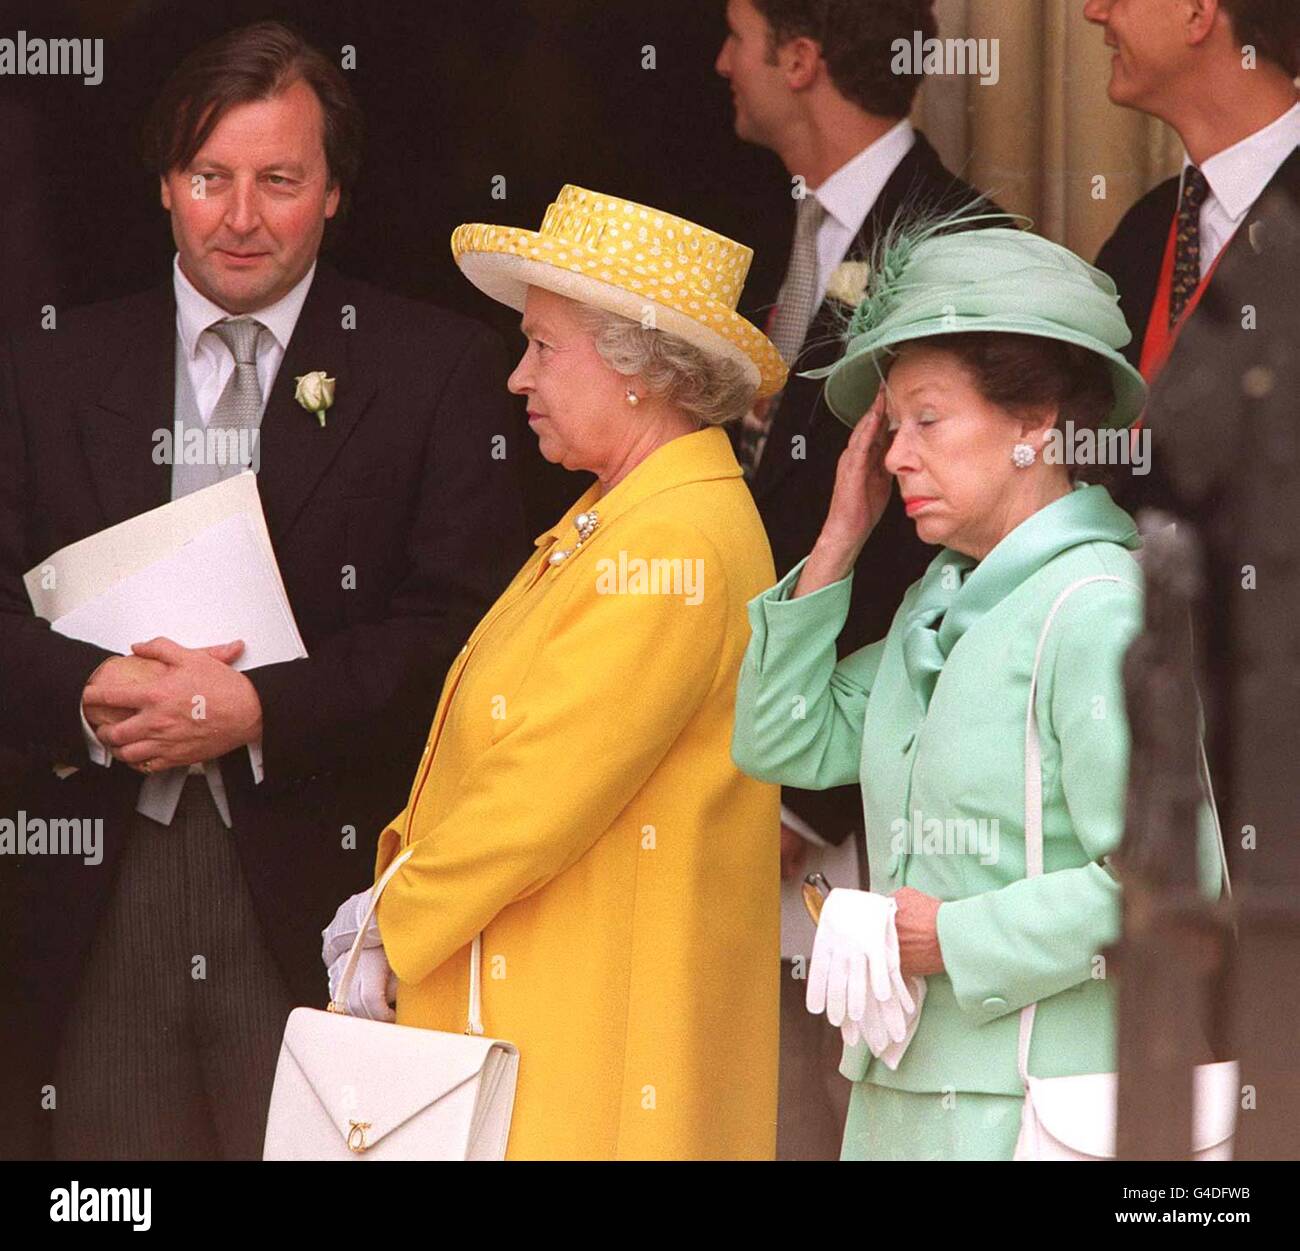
[79,284,175,528]
[1106,150,1297,366]
[1203,146,1300,303]
[253,262,378,546]
[1106,177,1179,364]
[753,134,953,500]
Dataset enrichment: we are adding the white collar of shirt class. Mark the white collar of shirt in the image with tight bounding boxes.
[172,254,316,425]
[1181,101,1300,274]
[173,252,316,360]
[807,118,916,308]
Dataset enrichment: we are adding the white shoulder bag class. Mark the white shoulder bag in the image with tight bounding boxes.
[263,848,520,1160]
[1012,575,1238,1161]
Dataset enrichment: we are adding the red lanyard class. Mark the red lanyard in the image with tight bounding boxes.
[1137,211,1232,387]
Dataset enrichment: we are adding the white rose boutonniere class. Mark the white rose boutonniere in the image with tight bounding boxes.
[825,261,870,309]
[294,371,336,427]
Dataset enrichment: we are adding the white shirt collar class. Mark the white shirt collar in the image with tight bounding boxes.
[173,253,317,359]
[1182,100,1300,223]
[811,118,916,235]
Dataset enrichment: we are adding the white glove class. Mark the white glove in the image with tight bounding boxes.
[842,974,927,1065]
[807,888,914,1035]
[326,946,399,1022]
[321,888,383,969]
[837,902,926,1067]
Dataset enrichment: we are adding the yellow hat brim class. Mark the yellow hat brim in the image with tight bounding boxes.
[452,223,788,399]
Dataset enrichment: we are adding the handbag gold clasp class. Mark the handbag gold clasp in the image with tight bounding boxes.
[347,1120,371,1153]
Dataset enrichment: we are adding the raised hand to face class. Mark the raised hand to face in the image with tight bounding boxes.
[794,387,894,598]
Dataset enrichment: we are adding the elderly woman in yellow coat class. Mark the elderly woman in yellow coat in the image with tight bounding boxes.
[319,187,787,1159]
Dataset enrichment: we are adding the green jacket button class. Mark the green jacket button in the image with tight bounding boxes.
[982,996,1008,1013]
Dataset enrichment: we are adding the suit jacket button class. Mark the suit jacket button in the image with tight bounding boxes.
[982,996,1008,1013]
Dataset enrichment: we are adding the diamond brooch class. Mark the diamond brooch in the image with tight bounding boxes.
[548,509,600,565]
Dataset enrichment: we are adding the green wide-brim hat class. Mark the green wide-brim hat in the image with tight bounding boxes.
[803,226,1147,430]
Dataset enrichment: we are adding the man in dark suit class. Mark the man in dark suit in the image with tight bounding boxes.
[1098,148,1298,520]
[716,0,1001,1159]
[1088,0,1297,386]
[1084,2,1298,1065]
[0,21,526,1159]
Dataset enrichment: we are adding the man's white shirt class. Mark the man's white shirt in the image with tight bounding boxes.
[173,252,315,424]
[79,256,318,812]
[1184,100,1300,278]
[807,117,916,310]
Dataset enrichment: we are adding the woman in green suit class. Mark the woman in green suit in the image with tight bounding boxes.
[731,225,1225,1160]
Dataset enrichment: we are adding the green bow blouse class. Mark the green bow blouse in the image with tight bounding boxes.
[732,484,1224,1095]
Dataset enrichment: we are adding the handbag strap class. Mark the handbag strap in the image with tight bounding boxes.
[1015,574,1233,1084]
[1017,576,1130,1086]
[331,847,486,1036]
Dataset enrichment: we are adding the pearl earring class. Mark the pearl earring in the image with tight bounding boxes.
[1011,442,1037,469]
[625,389,640,407]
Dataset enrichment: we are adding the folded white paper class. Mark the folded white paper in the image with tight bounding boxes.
[25,473,306,669]
[52,513,305,668]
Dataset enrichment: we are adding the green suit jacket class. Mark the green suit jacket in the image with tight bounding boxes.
[733,484,1223,1095]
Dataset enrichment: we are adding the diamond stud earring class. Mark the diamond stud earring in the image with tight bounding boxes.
[626,389,640,407]
[1011,442,1037,469]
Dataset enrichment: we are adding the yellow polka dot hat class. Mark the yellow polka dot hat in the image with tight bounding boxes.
[451,185,788,398]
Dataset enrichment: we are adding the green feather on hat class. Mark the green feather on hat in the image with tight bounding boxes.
[804,209,1148,431]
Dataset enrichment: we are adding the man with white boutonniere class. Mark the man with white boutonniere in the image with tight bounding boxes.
[716,0,1007,1160]
[0,21,525,1160]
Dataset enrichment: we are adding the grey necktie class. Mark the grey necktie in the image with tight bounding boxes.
[207,317,270,475]
[738,193,827,478]
[134,316,269,826]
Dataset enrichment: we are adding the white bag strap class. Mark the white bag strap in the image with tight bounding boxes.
[1015,574,1232,1084]
[1017,576,1130,1085]
[331,846,486,1036]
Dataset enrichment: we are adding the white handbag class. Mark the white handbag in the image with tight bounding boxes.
[263,848,520,1160]
[1011,576,1237,1161]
